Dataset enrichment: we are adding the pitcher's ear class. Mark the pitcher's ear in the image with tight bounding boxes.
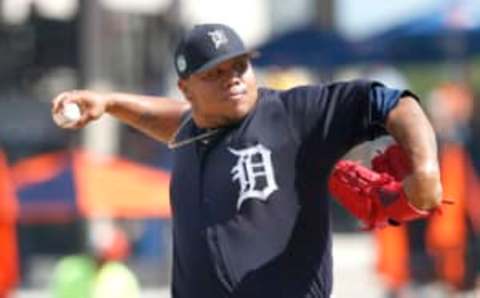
[178,80,192,101]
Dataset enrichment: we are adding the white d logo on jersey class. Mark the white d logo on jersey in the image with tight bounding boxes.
[229,144,278,210]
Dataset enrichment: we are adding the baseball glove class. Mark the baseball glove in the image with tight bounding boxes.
[328,144,430,229]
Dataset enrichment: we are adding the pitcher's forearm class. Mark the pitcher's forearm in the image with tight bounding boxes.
[105,93,191,143]
[386,96,442,210]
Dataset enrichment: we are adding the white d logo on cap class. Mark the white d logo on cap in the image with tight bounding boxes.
[176,55,187,73]
[208,30,228,49]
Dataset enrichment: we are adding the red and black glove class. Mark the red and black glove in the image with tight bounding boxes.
[328,144,431,229]
[371,144,411,180]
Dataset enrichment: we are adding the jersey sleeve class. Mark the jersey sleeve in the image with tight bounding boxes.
[278,80,413,157]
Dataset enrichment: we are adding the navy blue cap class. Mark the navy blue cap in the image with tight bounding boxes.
[174,24,250,78]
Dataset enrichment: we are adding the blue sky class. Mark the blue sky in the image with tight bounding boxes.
[336,0,445,39]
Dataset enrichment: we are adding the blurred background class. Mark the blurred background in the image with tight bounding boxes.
[0,0,479,297]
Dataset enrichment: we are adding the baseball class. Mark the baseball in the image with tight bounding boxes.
[53,102,82,127]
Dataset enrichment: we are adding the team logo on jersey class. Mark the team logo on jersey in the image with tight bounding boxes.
[208,29,228,49]
[229,144,278,210]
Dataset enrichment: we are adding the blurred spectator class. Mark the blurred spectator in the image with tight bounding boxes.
[467,84,480,184]
[426,83,479,295]
[50,220,140,298]
[375,82,480,297]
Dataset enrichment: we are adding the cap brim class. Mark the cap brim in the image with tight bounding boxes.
[192,49,258,76]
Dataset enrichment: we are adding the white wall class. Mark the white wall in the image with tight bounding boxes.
[268,0,315,34]
[336,0,441,39]
[179,0,271,47]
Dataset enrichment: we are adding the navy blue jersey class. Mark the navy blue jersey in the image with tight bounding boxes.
[169,80,408,298]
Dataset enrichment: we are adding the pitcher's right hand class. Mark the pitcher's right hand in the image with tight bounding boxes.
[51,90,110,129]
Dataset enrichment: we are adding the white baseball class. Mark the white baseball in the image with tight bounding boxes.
[53,102,82,127]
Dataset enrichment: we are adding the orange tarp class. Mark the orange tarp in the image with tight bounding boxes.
[0,151,17,222]
[427,144,467,250]
[375,226,409,290]
[74,151,171,219]
[11,151,69,190]
[0,151,19,294]
[427,143,468,287]
[10,151,79,224]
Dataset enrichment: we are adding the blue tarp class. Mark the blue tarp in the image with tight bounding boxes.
[15,152,78,222]
[254,1,480,67]
[254,25,357,68]
[357,0,480,63]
